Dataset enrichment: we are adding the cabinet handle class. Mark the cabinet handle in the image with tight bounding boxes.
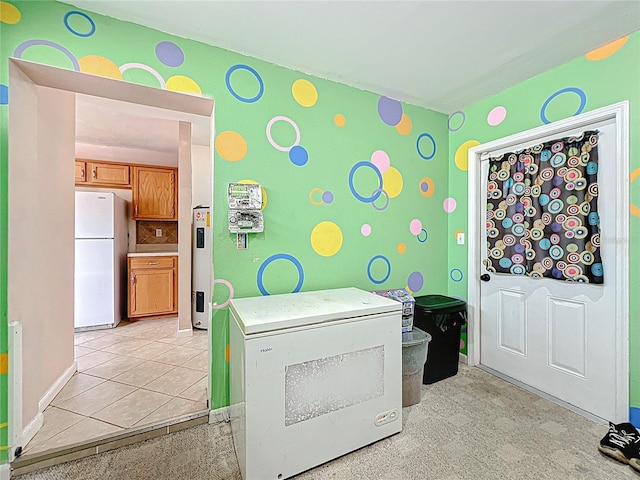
[134,205,138,216]
[81,167,85,179]
[130,274,135,285]
[148,262,159,265]
[92,167,97,179]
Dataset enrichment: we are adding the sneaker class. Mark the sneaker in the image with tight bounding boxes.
[598,422,640,464]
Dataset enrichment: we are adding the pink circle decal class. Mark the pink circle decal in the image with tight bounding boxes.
[361,224,371,236]
[210,278,235,309]
[487,106,506,126]
[409,219,422,235]
[443,198,457,213]
[370,150,390,173]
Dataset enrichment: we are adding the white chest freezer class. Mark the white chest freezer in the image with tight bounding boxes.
[229,287,403,480]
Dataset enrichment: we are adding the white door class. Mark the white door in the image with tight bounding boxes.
[480,121,618,421]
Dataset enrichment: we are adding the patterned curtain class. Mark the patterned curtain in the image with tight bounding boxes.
[485,131,603,284]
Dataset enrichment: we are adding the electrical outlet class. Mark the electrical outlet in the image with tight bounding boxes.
[155,228,162,237]
[456,232,465,245]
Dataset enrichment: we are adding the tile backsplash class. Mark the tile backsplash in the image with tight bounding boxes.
[137,221,178,244]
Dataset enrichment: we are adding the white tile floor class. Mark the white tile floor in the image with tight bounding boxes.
[24,318,209,455]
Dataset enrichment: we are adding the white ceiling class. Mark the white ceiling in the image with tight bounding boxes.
[67,0,640,114]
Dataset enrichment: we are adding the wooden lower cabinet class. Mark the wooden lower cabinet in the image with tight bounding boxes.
[128,256,177,319]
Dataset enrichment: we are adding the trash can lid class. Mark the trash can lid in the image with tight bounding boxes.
[402,327,431,347]
[415,294,466,311]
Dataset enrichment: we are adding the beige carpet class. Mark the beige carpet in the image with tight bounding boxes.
[16,364,638,479]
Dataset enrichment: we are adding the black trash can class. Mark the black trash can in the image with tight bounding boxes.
[413,295,467,384]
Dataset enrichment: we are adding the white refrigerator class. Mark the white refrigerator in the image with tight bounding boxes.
[74,191,128,330]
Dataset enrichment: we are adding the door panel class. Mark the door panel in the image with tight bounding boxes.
[498,290,527,356]
[480,121,617,421]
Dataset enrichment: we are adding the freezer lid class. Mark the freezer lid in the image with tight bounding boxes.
[229,287,402,335]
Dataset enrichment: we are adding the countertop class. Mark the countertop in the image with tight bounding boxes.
[127,251,178,257]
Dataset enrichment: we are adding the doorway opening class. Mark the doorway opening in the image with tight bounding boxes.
[7,58,215,463]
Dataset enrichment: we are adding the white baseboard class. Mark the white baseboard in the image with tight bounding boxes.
[177,328,193,338]
[38,361,77,413]
[209,406,230,424]
[0,463,10,480]
[21,412,43,450]
[459,353,468,365]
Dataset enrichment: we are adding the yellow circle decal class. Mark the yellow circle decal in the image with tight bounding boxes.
[309,188,324,206]
[238,179,267,210]
[382,167,403,198]
[0,2,21,24]
[79,55,122,80]
[455,140,480,171]
[334,113,346,127]
[395,113,412,136]
[631,168,640,217]
[310,221,343,257]
[292,79,318,107]
[225,344,230,363]
[397,243,407,254]
[586,36,629,61]
[166,75,202,94]
[216,131,248,162]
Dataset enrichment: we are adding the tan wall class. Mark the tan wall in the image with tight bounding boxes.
[178,122,192,333]
[8,72,75,430]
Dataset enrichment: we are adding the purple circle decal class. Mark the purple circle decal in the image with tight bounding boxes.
[377,96,402,126]
[322,191,334,203]
[156,41,184,67]
[407,271,424,292]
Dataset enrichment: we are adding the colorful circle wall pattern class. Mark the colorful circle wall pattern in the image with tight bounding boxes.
[266,115,309,166]
[311,222,343,257]
[257,254,305,296]
[292,79,318,107]
[11,10,202,94]
[309,188,334,206]
[225,64,264,103]
[0,1,21,24]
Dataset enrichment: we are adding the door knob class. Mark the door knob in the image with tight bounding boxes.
[480,274,491,282]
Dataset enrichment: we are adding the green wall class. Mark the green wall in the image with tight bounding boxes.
[0,1,450,457]
[447,32,640,421]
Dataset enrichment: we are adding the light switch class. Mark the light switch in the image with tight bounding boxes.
[456,232,465,245]
[155,228,162,237]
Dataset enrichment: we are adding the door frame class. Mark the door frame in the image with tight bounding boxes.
[466,101,630,422]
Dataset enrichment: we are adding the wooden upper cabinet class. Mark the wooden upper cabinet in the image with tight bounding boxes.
[75,161,87,183]
[88,162,130,186]
[132,165,178,220]
[75,159,130,188]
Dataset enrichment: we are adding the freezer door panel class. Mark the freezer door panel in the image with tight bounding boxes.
[243,312,401,480]
[75,191,115,238]
[75,239,115,328]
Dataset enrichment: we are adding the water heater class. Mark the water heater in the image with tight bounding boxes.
[192,206,211,329]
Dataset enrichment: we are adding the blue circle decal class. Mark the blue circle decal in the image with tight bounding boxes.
[417,228,428,243]
[348,161,383,203]
[540,87,587,124]
[367,255,391,284]
[64,11,96,37]
[257,253,304,295]
[0,84,8,105]
[416,133,436,160]
[289,145,308,166]
[225,64,264,103]
[450,268,464,282]
[447,111,465,132]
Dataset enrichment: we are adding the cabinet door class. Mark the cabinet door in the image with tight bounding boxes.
[129,267,176,317]
[132,166,177,220]
[89,162,130,187]
[75,161,87,183]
